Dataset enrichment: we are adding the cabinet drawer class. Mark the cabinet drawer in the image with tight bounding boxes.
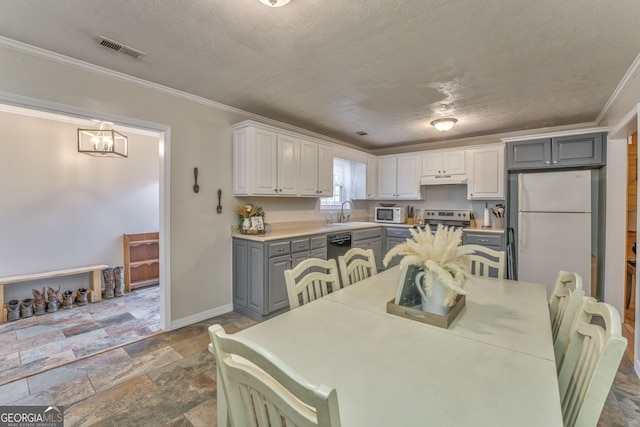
[385,227,412,238]
[353,227,382,241]
[268,241,291,257]
[291,238,310,253]
[310,235,327,249]
[463,232,504,248]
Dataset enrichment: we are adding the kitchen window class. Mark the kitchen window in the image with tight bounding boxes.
[320,157,365,209]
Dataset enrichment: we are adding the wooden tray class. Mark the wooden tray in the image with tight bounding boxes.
[386,294,465,328]
[239,229,265,235]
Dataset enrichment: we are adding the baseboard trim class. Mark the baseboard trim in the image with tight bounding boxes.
[170,304,234,330]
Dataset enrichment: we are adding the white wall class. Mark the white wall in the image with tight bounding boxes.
[0,111,159,301]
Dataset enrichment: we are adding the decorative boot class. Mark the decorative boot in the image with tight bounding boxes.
[32,287,47,316]
[21,298,34,318]
[102,267,115,299]
[113,266,125,297]
[7,300,21,322]
[76,288,88,306]
[62,290,74,309]
[47,286,61,313]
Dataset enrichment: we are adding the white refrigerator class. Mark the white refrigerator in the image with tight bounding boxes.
[517,170,592,297]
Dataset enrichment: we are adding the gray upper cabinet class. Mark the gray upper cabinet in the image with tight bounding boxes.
[506,132,605,170]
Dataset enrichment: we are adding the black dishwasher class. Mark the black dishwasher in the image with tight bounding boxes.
[327,232,352,260]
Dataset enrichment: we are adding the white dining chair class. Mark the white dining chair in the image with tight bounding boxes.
[557,300,627,427]
[461,244,506,278]
[337,247,377,288]
[208,324,342,427]
[548,271,587,370]
[284,258,341,309]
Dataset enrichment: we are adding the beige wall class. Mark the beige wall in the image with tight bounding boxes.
[0,45,248,325]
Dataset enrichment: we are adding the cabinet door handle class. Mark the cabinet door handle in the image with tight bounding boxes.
[479,238,489,242]
[553,161,558,164]
[274,189,278,193]
[276,247,285,252]
[297,244,305,248]
[545,161,550,164]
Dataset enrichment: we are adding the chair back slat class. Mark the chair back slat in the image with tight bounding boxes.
[209,324,342,427]
[460,244,505,279]
[285,258,340,309]
[338,248,377,288]
[557,300,627,427]
[549,271,587,370]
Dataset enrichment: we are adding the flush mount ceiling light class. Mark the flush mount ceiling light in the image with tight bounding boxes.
[259,0,292,7]
[77,121,128,158]
[431,118,458,132]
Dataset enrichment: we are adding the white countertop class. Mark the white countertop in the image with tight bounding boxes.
[232,221,505,241]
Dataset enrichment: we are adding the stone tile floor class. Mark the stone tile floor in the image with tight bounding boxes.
[0,287,638,426]
[0,286,161,387]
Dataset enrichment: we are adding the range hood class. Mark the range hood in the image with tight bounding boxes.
[420,175,468,185]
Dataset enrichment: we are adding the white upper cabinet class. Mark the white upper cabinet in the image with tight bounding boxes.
[317,144,334,196]
[421,150,466,176]
[233,121,332,197]
[378,155,422,200]
[275,133,299,195]
[299,140,333,197]
[299,139,320,196]
[466,144,505,200]
[366,156,378,199]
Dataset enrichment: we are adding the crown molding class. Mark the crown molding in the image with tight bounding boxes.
[0,36,361,151]
[596,51,640,124]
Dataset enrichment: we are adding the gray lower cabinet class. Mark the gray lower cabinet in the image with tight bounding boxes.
[233,234,327,322]
[351,227,383,271]
[506,132,605,170]
[462,231,506,278]
[383,227,412,269]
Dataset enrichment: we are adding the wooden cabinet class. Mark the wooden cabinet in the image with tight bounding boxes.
[352,227,383,271]
[383,227,412,269]
[462,231,506,279]
[299,140,334,197]
[232,234,327,322]
[378,155,421,200]
[467,144,505,200]
[506,132,605,170]
[366,156,378,199]
[233,121,333,197]
[123,232,159,292]
[422,150,466,176]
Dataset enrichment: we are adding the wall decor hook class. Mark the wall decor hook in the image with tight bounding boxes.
[217,189,222,214]
[193,167,200,193]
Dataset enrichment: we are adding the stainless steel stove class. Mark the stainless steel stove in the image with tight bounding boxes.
[419,209,471,233]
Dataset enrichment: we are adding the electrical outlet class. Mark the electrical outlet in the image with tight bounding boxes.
[309,211,314,219]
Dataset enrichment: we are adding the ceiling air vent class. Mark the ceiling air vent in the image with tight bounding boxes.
[97,36,146,60]
[356,131,369,136]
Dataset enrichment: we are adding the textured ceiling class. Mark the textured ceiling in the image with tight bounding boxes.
[0,0,639,149]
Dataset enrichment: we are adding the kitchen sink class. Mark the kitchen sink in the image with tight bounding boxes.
[326,222,374,227]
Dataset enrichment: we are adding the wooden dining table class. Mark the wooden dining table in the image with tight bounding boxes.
[218,266,563,426]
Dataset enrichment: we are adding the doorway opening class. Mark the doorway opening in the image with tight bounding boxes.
[625,131,637,361]
[0,95,171,348]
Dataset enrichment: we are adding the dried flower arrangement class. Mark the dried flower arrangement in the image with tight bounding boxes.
[236,204,265,234]
[383,224,472,307]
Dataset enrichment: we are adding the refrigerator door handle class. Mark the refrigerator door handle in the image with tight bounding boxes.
[518,213,526,251]
[518,173,524,210]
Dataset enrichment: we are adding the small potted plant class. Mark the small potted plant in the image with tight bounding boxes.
[383,224,472,314]
[236,203,265,234]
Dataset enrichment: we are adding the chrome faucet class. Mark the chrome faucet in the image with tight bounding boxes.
[340,200,353,223]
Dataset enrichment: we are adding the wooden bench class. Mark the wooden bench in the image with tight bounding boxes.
[0,264,108,322]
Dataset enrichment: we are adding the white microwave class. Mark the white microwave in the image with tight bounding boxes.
[375,206,407,223]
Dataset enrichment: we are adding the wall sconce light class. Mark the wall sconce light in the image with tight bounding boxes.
[258,0,292,7]
[77,121,128,158]
[431,118,458,132]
